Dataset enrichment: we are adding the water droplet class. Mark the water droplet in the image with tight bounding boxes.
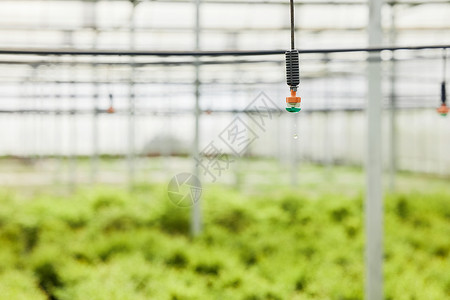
[293,134,298,140]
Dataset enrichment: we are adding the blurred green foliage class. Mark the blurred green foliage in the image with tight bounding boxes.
[0,181,448,300]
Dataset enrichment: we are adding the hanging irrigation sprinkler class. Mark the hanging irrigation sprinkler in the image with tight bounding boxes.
[107,93,115,114]
[285,0,301,113]
[106,67,116,114]
[437,49,448,116]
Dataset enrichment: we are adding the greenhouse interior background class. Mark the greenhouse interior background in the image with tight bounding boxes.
[0,0,449,300]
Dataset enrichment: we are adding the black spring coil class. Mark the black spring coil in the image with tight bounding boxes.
[441,81,447,105]
[285,50,300,88]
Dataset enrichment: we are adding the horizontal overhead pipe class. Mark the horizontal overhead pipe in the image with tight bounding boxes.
[0,45,449,57]
[0,53,445,67]
[0,104,443,115]
[0,0,447,5]
[0,25,449,33]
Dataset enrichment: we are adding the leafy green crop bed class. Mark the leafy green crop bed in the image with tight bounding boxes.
[0,179,448,299]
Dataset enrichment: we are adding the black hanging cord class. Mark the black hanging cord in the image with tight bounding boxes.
[443,48,447,83]
[290,0,295,50]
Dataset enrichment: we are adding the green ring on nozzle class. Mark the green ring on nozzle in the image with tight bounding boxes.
[440,113,447,117]
[286,107,301,113]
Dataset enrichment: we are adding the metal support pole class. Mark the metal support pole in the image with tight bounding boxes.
[38,69,45,163]
[19,79,27,159]
[69,77,77,190]
[229,32,242,190]
[388,3,397,191]
[31,66,39,163]
[64,30,77,190]
[127,1,137,189]
[87,1,99,184]
[366,1,383,300]
[324,55,333,169]
[54,71,62,185]
[92,61,99,184]
[191,0,202,236]
[324,111,332,168]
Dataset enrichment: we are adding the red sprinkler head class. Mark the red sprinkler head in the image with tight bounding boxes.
[286,89,301,113]
[107,106,115,114]
[437,103,449,116]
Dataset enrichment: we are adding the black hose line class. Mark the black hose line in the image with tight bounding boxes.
[285,50,299,89]
[286,0,299,90]
[290,0,295,50]
[441,81,447,105]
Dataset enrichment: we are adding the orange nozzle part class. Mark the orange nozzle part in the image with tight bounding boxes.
[107,106,115,114]
[437,104,449,115]
[286,90,301,104]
